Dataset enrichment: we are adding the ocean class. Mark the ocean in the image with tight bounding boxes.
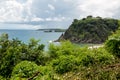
[0,29,63,50]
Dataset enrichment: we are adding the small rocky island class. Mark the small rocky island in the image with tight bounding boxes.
[58,16,119,44]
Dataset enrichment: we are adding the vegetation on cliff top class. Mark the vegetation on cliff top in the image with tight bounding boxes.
[58,16,119,44]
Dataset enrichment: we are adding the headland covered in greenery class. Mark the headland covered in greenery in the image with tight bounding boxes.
[58,16,119,44]
[0,16,120,80]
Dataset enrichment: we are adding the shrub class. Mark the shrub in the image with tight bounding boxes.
[48,43,60,58]
[92,48,115,64]
[0,75,6,80]
[49,41,115,73]
[52,55,77,74]
[80,55,95,66]
[48,41,80,58]
[11,61,41,80]
[39,66,58,80]
[105,30,120,57]
[0,34,45,77]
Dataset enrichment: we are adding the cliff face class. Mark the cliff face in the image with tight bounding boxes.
[58,16,119,44]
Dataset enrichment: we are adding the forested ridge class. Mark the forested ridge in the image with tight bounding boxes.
[58,16,119,44]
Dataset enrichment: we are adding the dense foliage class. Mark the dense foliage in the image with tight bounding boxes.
[0,19,120,79]
[49,41,114,73]
[11,61,40,80]
[0,33,45,78]
[105,29,120,57]
[58,16,119,44]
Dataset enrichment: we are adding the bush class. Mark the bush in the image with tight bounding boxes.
[39,66,58,80]
[105,30,120,57]
[91,48,115,64]
[80,55,95,66]
[11,61,41,80]
[49,41,115,74]
[48,41,80,58]
[0,75,6,80]
[48,43,60,58]
[52,55,77,74]
[0,34,45,77]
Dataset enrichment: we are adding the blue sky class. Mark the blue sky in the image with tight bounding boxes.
[0,0,120,29]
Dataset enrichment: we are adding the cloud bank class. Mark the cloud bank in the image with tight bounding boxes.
[0,0,120,29]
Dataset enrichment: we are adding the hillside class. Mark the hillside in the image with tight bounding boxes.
[58,16,119,44]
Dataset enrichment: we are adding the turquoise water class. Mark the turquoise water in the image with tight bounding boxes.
[0,30,62,50]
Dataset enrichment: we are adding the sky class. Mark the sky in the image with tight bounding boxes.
[0,0,120,29]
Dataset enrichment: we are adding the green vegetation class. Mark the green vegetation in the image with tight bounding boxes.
[0,33,120,80]
[105,29,120,57]
[0,33,45,78]
[11,61,40,80]
[0,17,120,80]
[58,16,119,44]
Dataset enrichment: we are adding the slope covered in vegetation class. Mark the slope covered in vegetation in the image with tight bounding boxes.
[58,16,119,44]
[0,31,120,79]
[0,17,120,80]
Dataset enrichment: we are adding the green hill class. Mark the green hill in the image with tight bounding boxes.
[58,16,119,44]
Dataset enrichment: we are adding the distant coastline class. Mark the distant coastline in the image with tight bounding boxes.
[37,28,66,32]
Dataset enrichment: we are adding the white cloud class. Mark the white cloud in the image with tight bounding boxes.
[0,0,120,23]
[0,0,23,22]
[46,18,52,21]
[78,0,120,18]
[0,0,120,29]
[0,0,33,22]
[31,17,44,22]
[53,17,65,21]
[0,23,41,30]
[53,0,57,2]
[48,4,55,10]
[45,17,66,22]
[31,25,42,29]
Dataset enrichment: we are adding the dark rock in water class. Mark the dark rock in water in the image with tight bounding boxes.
[57,16,119,44]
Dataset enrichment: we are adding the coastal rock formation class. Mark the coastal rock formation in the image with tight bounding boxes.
[58,16,119,44]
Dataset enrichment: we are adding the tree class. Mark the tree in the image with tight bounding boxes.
[0,33,45,78]
[52,55,77,74]
[11,61,41,80]
[105,30,120,57]
[87,15,93,18]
